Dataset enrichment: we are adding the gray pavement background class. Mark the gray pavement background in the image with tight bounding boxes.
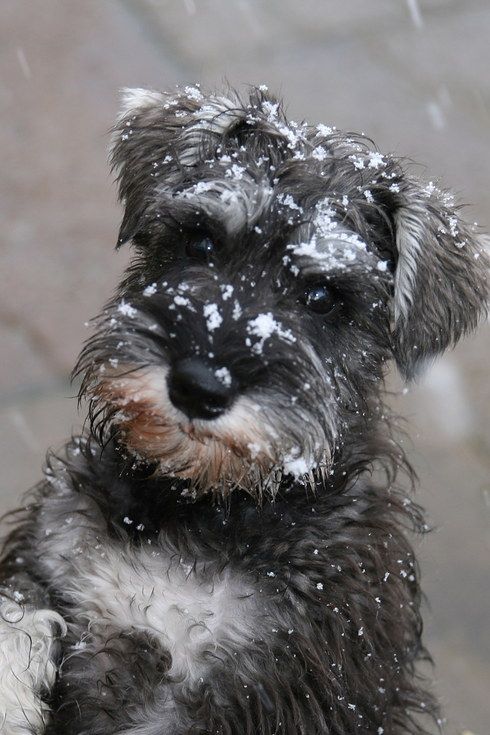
[0,1,488,732]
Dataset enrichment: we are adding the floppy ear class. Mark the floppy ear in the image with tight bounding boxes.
[110,86,245,247]
[110,87,205,246]
[390,181,488,379]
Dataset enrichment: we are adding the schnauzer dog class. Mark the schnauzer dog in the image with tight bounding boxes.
[0,86,487,735]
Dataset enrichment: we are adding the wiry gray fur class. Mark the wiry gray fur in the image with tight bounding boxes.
[0,85,487,735]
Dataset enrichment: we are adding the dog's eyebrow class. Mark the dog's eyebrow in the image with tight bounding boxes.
[280,194,388,275]
[286,231,383,275]
[156,179,274,237]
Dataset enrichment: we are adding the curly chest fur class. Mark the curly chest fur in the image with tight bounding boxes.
[53,539,265,683]
[15,469,437,733]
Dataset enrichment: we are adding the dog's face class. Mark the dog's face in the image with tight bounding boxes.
[77,86,487,496]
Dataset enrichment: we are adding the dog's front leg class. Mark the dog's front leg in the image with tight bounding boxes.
[0,572,66,733]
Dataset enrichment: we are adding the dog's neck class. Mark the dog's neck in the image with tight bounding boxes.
[82,413,403,508]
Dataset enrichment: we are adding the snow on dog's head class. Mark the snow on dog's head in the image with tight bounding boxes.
[75,85,488,496]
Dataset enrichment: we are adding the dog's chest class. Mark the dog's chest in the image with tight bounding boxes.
[63,539,260,679]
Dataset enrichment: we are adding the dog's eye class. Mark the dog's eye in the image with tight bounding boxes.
[301,282,336,314]
[186,236,216,261]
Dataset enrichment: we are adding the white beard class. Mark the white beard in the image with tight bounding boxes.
[97,366,329,496]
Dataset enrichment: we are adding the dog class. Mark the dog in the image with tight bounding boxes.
[0,85,487,735]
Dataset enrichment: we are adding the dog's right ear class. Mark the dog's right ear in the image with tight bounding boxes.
[111,87,205,247]
[387,179,488,379]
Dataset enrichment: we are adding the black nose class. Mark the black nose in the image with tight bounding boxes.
[167,358,236,420]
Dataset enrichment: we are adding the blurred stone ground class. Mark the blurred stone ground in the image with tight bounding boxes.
[0,0,488,731]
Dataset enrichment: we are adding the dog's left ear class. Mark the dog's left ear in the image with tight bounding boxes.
[389,180,488,379]
[111,88,170,246]
[111,87,209,247]
[110,86,246,248]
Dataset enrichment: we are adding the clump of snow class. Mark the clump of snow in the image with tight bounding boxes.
[312,145,328,161]
[337,232,368,248]
[117,301,137,318]
[349,155,365,170]
[422,181,437,197]
[251,313,277,337]
[143,283,157,297]
[448,216,459,237]
[174,295,190,307]
[220,284,234,300]
[184,85,203,101]
[284,456,311,476]
[279,120,307,152]
[442,191,455,207]
[177,180,215,198]
[225,163,246,180]
[72,640,88,651]
[288,227,367,272]
[260,105,307,152]
[290,239,318,258]
[246,312,295,354]
[203,303,223,332]
[313,198,338,237]
[316,123,335,136]
[277,193,303,213]
[367,152,385,169]
[262,101,279,122]
[191,181,215,195]
[215,366,232,387]
[343,248,357,262]
[283,446,315,478]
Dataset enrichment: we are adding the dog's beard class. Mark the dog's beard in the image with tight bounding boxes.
[94,366,332,497]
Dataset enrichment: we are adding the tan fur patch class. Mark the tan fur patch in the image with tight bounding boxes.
[95,366,278,494]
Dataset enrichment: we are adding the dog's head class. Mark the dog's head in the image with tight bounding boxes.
[77,86,488,495]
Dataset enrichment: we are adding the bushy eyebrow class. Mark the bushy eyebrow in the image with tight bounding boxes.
[261,186,380,263]
[152,179,274,239]
[284,216,385,277]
